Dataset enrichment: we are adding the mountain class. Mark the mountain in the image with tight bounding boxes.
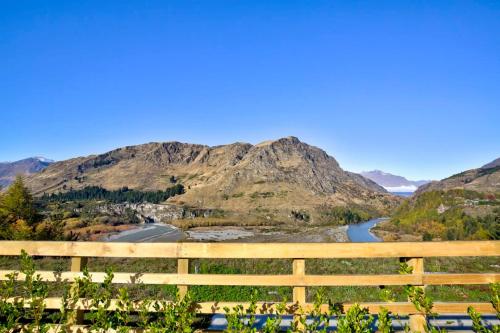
[416,157,500,195]
[25,137,399,222]
[380,157,500,241]
[360,170,431,192]
[0,157,54,188]
[481,157,500,170]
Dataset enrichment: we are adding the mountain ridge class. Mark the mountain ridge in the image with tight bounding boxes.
[25,137,399,222]
[415,157,500,195]
[0,157,54,188]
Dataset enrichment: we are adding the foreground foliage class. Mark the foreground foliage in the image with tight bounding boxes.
[0,252,499,332]
[0,176,69,240]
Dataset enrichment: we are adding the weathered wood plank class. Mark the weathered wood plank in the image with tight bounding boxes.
[0,241,498,258]
[0,271,422,286]
[1,270,498,286]
[177,258,189,298]
[423,273,500,285]
[0,241,180,258]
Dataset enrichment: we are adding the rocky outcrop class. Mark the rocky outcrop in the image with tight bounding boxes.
[93,203,214,223]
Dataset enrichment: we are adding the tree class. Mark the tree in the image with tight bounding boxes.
[0,176,38,224]
[0,176,41,239]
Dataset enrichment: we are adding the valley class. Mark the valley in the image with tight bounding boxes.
[1,137,498,243]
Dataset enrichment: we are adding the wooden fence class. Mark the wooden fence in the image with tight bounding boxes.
[0,240,499,332]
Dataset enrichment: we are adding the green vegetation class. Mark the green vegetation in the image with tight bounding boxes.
[1,252,499,332]
[42,184,185,204]
[390,190,499,240]
[0,176,68,240]
[250,191,275,199]
[319,206,373,225]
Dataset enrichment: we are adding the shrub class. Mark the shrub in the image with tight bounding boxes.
[0,252,499,332]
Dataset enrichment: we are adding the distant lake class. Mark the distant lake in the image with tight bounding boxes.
[347,218,388,242]
[392,192,413,197]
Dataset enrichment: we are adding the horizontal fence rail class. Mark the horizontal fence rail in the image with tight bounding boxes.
[0,240,499,332]
[0,240,498,258]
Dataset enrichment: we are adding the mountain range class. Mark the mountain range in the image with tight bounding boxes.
[0,157,54,188]
[360,170,431,193]
[23,136,399,222]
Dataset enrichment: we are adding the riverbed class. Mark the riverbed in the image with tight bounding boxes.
[104,218,386,243]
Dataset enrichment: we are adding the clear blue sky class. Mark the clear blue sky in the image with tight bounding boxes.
[1,1,499,180]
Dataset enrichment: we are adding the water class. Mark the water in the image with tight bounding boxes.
[392,191,413,197]
[347,217,388,242]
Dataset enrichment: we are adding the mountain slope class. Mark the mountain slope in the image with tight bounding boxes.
[481,158,500,169]
[379,157,500,241]
[0,157,54,188]
[361,170,430,192]
[25,137,398,222]
[416,158,500,195]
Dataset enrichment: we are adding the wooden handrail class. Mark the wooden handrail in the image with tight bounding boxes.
[0,240,498,258]
[0,240,499,332]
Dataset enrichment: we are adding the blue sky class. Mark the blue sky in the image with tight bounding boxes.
[1,1,499,180]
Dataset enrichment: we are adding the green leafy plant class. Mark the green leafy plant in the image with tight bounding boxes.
[0,270,23,332]
[20,250,50,333]
[224,289,258,333]
[261,299,288,333]
[149,291,197,333]
[377,307,394,333]
[337,303,374,333]
[467,283,500,333]
[296,288,333,333]
[491,283,500,319]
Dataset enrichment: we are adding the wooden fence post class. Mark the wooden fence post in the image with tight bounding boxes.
[293,259,306,329]
[70,256,88,324]
[178,259,189,299]
[403,257,426,332]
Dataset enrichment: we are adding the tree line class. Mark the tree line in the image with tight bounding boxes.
[41,184,185,204]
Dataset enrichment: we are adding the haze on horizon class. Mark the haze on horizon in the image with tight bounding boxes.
[1,1,499,181]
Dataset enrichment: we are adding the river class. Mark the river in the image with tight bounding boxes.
[106,218,386,243]
[347,217,387,242]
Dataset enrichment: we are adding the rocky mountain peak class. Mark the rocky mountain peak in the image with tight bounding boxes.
[24,138,398,219]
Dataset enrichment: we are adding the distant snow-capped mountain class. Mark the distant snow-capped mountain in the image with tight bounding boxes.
[360,170,431,193]
[0,157,54,188]
[34,156,55,163]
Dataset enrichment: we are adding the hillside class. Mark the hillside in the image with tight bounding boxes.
[25,137,399,224]
[377,157,500,241]
[361,170,431,192]
[416,158,500,194]
[0,157,54,188]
